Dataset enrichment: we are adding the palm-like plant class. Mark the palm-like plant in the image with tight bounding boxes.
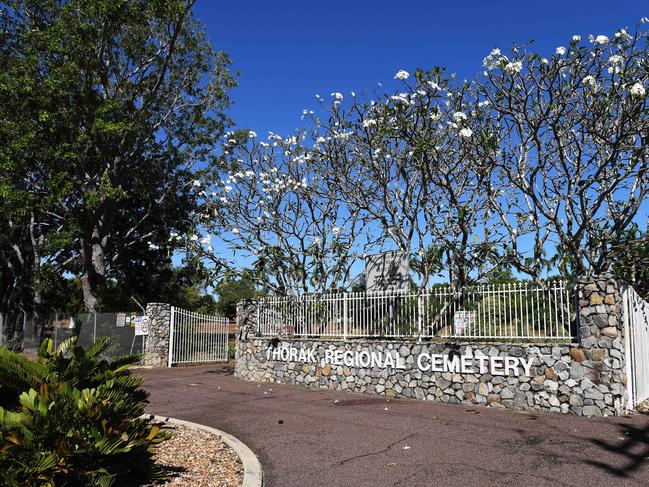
[0,337,170,486]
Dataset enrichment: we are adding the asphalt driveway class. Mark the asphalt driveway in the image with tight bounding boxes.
[138,364,649,487]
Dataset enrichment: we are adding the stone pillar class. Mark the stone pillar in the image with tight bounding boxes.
[234,299,258,376]
[143,303,172,367]
[574,274,627,415]
[235,299,258,343]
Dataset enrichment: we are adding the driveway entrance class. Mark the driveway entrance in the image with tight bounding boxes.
[139,365,649,487]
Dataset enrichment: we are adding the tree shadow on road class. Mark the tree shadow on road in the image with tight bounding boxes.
[586,420,649,478]
[201,363,235,375]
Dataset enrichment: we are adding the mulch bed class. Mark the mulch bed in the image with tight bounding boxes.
[636,399,649,414]
[153,424,244,487]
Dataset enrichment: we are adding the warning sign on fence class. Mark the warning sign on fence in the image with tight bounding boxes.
[135,316,149,336]
[116,313,126,327]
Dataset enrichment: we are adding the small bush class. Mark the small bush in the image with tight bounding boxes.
[0,337,170,486]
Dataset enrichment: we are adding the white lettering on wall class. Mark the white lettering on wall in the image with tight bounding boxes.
[266,344,535,376]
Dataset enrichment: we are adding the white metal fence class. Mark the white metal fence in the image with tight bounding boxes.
[624,286,649,410]
[256,281,575,341]
[168,307,229,366]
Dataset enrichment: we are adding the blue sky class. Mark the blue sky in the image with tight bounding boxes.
[194,0,647,136]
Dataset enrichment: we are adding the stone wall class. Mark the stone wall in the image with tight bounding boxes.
[234,275,629,416]
[143,303,171,367]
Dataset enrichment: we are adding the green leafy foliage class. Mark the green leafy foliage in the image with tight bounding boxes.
[0,0,236,315]
[612,227,649,300]
[215,274,261,319]
[0,337,170,486]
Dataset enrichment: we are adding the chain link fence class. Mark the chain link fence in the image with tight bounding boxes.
[0,310,146,360]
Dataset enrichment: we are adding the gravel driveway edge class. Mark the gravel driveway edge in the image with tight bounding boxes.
[151,415,263,487]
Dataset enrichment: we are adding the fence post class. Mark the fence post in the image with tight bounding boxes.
[167,306,175,368]
[417,293,423,342]
[343,293,348,340]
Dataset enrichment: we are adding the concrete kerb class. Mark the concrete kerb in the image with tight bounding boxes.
[150,414,263,487]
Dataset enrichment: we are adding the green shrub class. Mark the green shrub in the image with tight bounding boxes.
[0,337,170,486]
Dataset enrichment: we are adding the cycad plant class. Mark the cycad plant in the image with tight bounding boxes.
[0,337,170,486]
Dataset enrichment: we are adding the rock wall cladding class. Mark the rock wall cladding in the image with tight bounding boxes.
[235,274,628,416]
[235,338,626,416]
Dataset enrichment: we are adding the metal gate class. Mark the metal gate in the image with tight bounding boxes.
[168,307,229,366]
[624,286,649,410]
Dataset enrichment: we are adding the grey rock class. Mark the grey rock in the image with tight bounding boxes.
[583,406,602,417]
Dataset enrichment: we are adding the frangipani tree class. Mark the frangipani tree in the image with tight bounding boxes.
[308,69,507,289]
[193,130,377,294]
[477,23,649,280]
[190,19,648,296]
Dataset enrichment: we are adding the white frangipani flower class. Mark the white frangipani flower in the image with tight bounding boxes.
[248,130,257,138]
[556,46,566,55]
[630,82,646,97]
[331,92,343,101]
[394,69,409,80]
[390,93,410,104]
[615,29,630,40]
[231,227,240,234]
[190,234,199,241]
[572,35,581,42]
[362,118,377,128]
[192,180,201,187]
[504,60,522,74]
[459,127,473,138]
[483,48,507,71]
[608,55,624,74]
[594,35,609,45]
[331,227,341,236]
[609,54,624,65]
[582,75,597,88]
[452,111,467,123]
